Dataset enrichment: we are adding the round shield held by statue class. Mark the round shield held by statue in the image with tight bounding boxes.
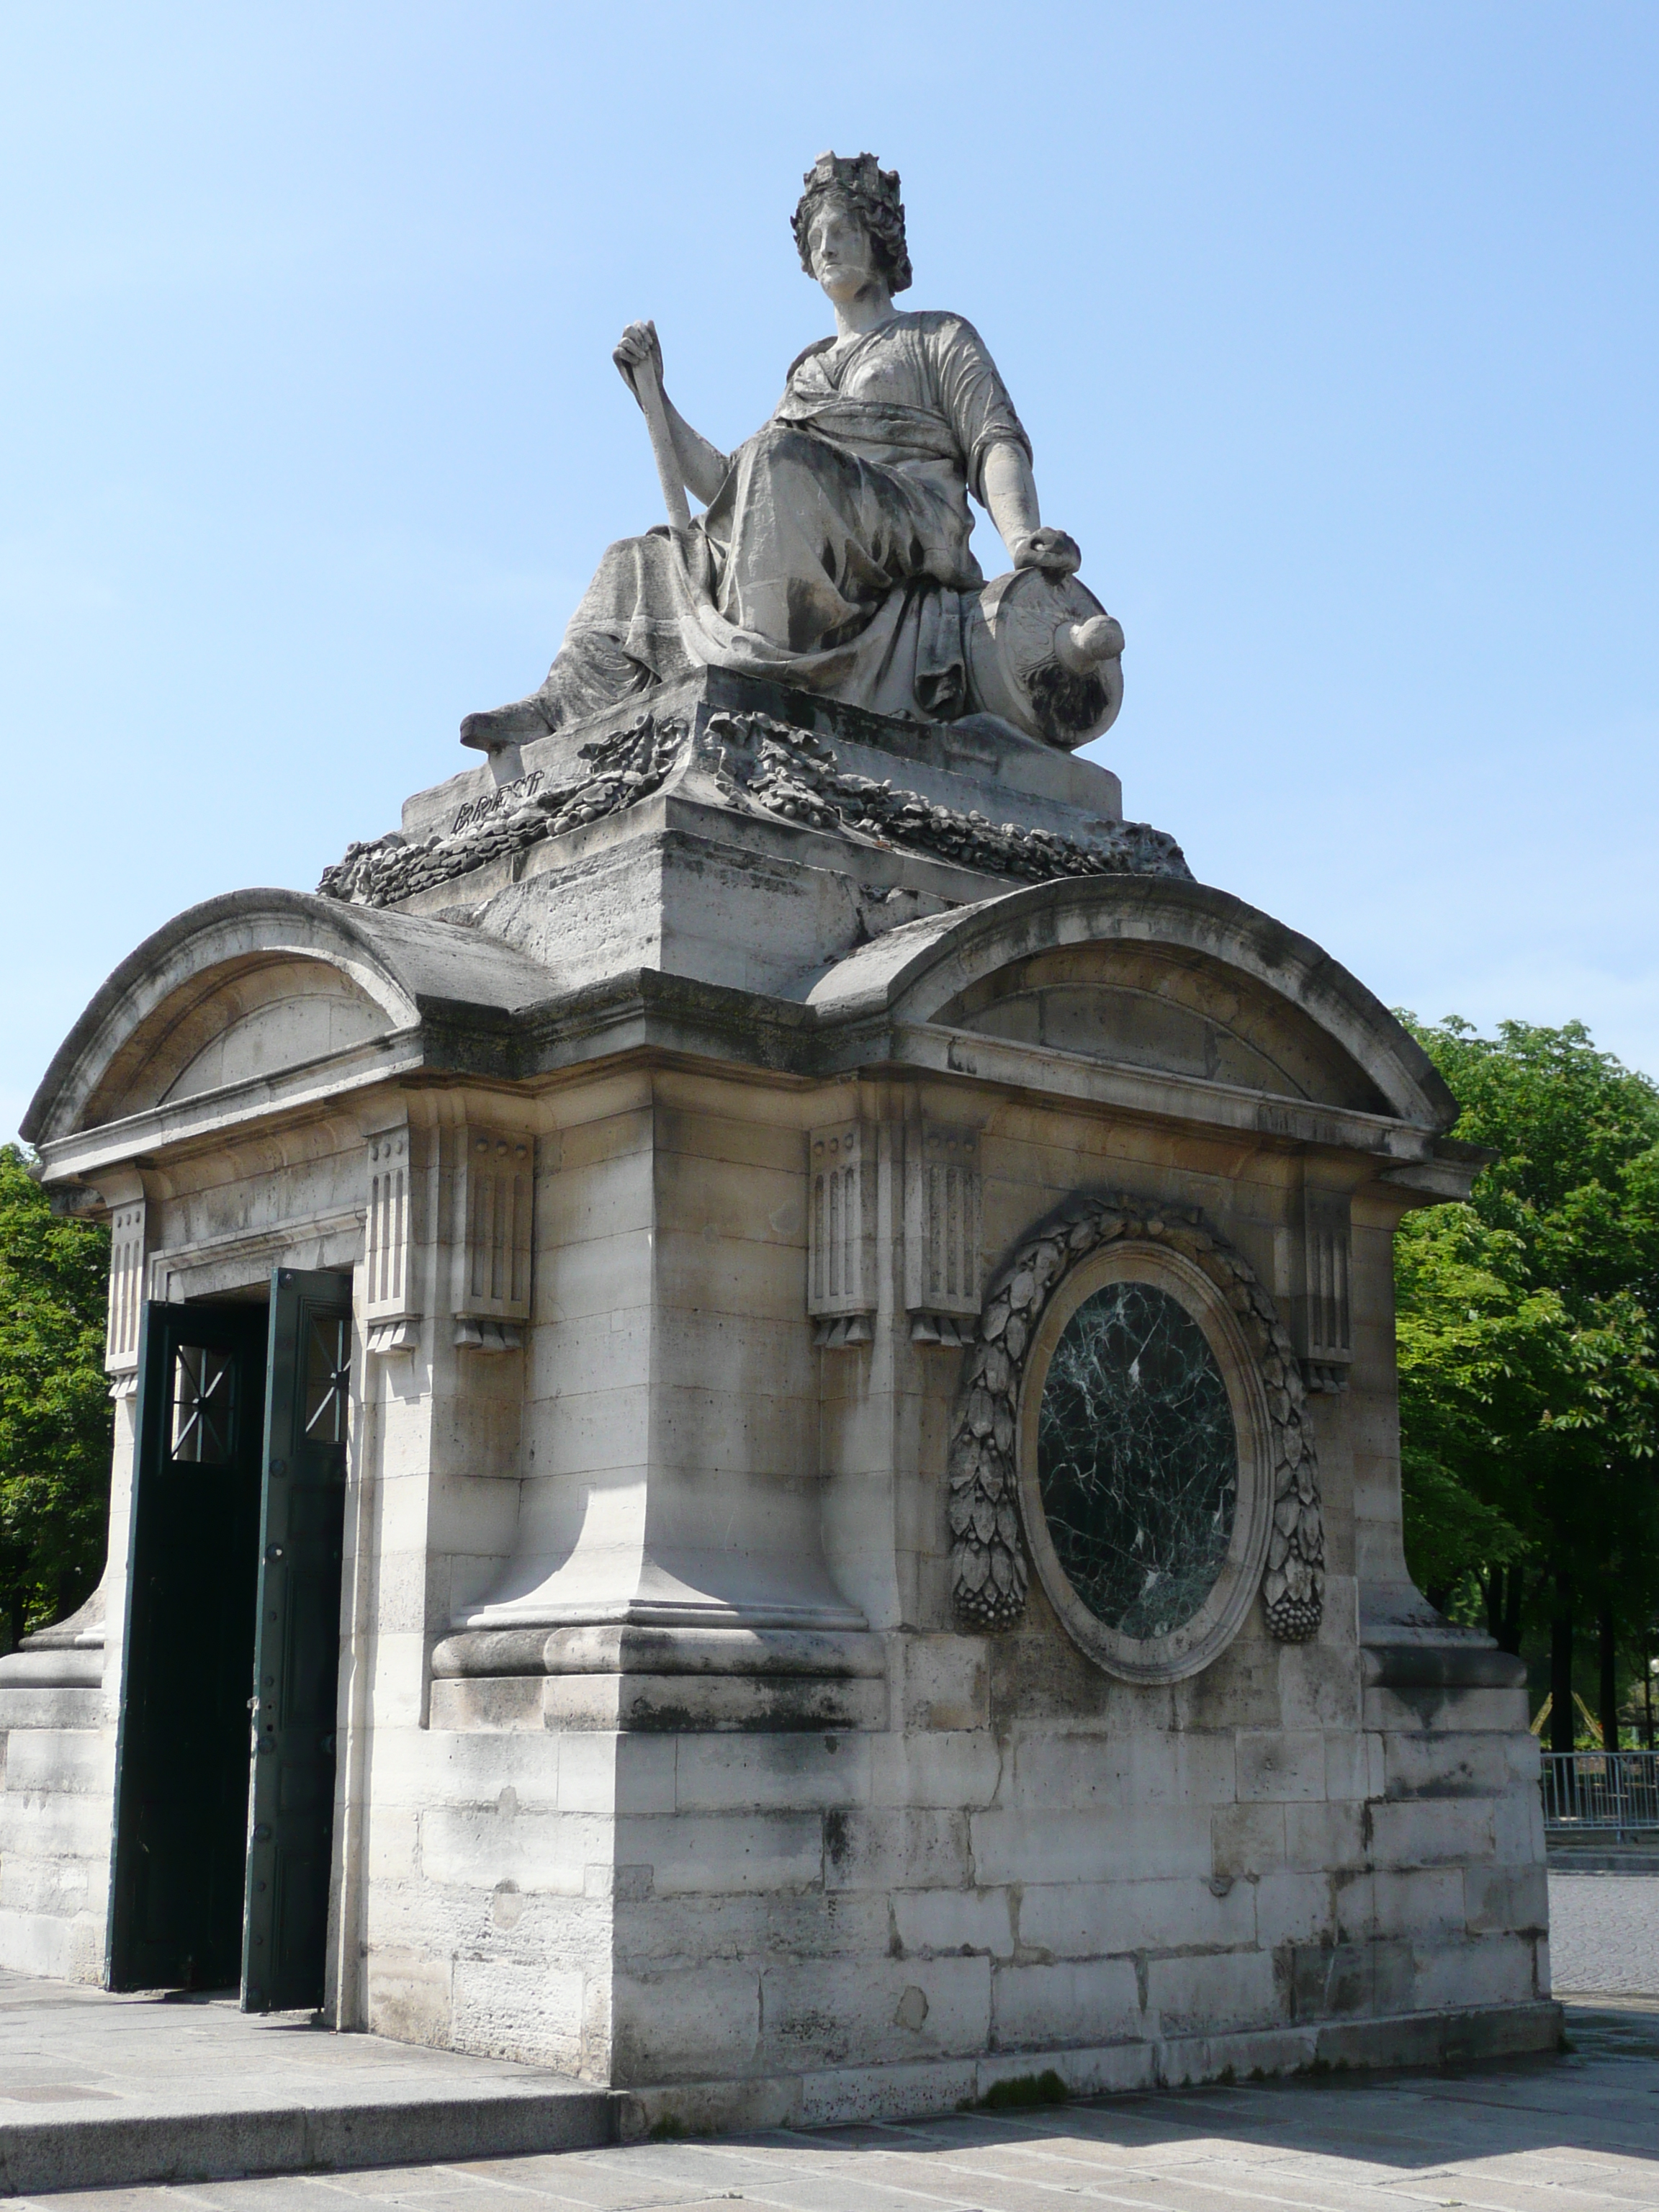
[963,567,1125,750]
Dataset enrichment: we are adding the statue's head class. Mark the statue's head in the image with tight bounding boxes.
[791,150,912,296]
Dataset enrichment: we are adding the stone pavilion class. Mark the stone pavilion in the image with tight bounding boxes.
[0,150,1555,2126]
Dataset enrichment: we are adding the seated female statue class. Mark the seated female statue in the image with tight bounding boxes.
[462,152,1116,754]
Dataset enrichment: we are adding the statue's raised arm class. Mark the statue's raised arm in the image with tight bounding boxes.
[461,151,1123,756]
[612,320,729,511]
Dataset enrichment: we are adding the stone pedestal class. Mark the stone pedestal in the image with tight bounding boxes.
[0,674,1555,2117]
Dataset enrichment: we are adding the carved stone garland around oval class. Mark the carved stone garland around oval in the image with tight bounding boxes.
[948,1195,1326,1645]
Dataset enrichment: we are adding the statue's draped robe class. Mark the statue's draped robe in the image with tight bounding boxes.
[538,311,1030,729]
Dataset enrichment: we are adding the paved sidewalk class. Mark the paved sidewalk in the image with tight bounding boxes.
[4,2000,1656,2209]
[0,1972,608,2194]
[1549,1866,1659,1994]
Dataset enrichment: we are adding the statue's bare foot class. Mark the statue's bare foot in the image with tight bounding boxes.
[459,697,556,754]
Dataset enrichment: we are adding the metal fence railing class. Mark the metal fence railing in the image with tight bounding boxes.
[1542,1748,1659,1836]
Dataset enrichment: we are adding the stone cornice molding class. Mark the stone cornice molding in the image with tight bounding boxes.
[23,888,554,1147]
[35,959,1481,1204]
[806,875,1457,1134]
[30,881,1476,1228]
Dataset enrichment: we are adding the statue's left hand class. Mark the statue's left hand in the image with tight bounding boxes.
[1010,528,1082,576]
[613,318,665,402]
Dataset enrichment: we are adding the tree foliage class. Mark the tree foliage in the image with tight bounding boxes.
[0,1144,112,1651]
[1394,1019,1659,1730]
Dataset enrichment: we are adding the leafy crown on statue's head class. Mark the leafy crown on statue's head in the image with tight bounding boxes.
[791,150,912,295]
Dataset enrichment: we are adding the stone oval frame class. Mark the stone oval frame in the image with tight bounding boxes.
[948,1194,1325,1655]
[1016,1241,1271,1683]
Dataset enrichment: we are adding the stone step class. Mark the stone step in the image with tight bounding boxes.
[0,1972,613,2195]
[1549,1847,1659,1875]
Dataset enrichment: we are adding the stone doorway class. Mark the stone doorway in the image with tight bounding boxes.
[108,1271,352,2013]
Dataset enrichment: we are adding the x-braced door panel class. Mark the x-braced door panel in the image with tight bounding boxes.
[108,1301,268,1991]
[242,1271,353,2013]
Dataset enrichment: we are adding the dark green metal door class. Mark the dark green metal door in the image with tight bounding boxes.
[241,1269,352,2013]
[109,1300,268,1991]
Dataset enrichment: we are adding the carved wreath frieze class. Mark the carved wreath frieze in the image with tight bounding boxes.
[948,1193,1326,1647]
[707,709,1190,884]
[317,714,685,908]
[316,703,1191,910]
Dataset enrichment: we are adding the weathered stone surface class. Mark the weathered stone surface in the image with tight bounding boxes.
[459,154,1127,758]
[5,474,1538,2123]
[318,680,1183,937]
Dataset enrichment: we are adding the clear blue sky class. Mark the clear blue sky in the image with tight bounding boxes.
[4,2,1655,1139]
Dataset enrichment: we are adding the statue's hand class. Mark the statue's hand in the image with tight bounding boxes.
[1010,527,1082,576]
[613,319,665,403]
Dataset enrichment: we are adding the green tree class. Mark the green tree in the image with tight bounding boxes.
[1395,1019,1659,1750]
[0,1143,112,1653]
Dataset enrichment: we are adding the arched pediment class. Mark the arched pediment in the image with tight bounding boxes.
[24,889,556,1144]
[807,875,1455,1130]
[95,953,393,1123]
[935,939,1386,1112]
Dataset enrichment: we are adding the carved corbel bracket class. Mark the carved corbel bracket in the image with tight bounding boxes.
[905,1121,983,1348]
[362,1116,536,1359]
[1290,1182,1353,1394]
[449,1128,534,1352]
[909,1313,974,1348]
[806,1120,877,1352]
[102,1173,148,1397]
[366,1317,420,1357]
[454,1317,524,1353]
[363,1123,418,1358]
[814,1313,872,1349]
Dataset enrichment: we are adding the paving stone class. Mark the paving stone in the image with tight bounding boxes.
[0,1973,608,2196]
[1548,1871,1659,1995]
[9,1995,1654,2211]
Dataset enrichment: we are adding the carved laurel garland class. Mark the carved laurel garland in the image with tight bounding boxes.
[706,709,1190,884]
[948,1194,1326,1645]
[318,714,685,909]
[318,705,1192,910]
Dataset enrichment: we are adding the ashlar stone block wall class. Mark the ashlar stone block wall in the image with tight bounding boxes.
[0,858,1554,2120]
[338,1064,1549,2116]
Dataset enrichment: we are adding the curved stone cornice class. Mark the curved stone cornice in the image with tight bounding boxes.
[806,873,1457,1133]
[22,888,557,1145]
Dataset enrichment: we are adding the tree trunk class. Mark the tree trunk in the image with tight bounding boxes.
[1550,1575,1575,1753]
[1644,1649,1655,1752]
[1598,1607,1620,1755]
[1500,1566,1525,1655]
[1484,1565,1525,1656]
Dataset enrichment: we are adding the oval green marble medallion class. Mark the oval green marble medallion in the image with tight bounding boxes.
[1036,1280,1237,1641]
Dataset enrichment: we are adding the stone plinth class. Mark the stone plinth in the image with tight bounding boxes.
[0,676,1555,2119]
